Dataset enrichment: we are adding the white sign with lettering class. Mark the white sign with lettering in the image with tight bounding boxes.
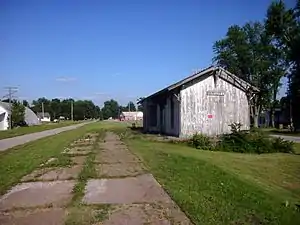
[206,90,225,96]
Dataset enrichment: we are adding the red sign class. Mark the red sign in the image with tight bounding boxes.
[208,114,213,118]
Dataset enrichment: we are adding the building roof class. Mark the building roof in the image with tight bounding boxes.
[139,66,259,103]
[36,112,51,118]
[0,101,41,126]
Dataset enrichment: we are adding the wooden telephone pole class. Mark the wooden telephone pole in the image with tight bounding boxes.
[71,101,74,121]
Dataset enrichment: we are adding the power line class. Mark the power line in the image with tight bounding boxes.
[3,87,18,129]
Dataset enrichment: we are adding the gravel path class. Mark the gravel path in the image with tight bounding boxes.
[270,134,300,143]
[0,122,94,152]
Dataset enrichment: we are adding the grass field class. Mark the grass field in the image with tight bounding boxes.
[0,122,101,195]
[1,121,299,224]
[0,120,82,140]
[123,132,300,225]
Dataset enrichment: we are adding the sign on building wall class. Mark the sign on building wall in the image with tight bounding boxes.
[206,90,225,96]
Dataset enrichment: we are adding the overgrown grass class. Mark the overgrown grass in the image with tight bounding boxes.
[295,143,300,154]
[0,122,102,195]
[126,138,300,225]
[71,151,97,205]
[0,120,82,140]
[66,130,111,225]
[65,205,111,225]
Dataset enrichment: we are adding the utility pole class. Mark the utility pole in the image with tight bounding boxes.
[3,87,18,129]
[71,101,74,121]
[129,102,130,112]
[42,102,44,118]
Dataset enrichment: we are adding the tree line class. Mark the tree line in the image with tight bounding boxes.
[101,99,143,120]
[2,97,143,126]
[28,98,142,121]
[28,98,101,121]
[213,0,299,130]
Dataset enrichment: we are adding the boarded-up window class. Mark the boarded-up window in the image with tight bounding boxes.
[171,98,174,129]
[149,105,157,126]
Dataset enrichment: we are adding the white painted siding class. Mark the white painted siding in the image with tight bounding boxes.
[0,106,9,130]
[180,74,250,137]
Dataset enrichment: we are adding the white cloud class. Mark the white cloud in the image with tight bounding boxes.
[55,77,77,82]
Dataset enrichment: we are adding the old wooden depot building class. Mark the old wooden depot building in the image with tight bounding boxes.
[140,66,258,137]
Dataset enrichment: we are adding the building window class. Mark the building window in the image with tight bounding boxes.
[171,98,174,129]
[149,105,157,126]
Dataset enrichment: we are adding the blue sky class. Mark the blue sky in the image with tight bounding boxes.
[0,0,294,106]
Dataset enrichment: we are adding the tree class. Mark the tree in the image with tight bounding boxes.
[31,97,51,115]
[22,100,29,107]
[101,99,119,119]
[11,101,25,127]
[137,97,144,111]
[95,106,102,120]
[127,101,136,111]
[29,97,101,121]
[266,0,300,130]
[73,100,100,120]
[213,22,276,127]
[50,98,61,119]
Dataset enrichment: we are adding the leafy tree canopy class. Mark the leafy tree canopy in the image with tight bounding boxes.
[11,101,25,127]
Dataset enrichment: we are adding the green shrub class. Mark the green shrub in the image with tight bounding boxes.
[186,123,295,154]
[216,132,253,153]
[215,125,295,154]
[189,133,213,150]
[272,137,295,153]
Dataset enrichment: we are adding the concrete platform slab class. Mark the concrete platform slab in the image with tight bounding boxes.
[72,133,97,145]
[102,203,192,225]
[66,206,111,225]
[82,174,171,204]
[70,139,95,147]
[0,180,76,210]
[98,142,127,150]
[71,156,87,165]
[94,151,140,164]
[41,158,58,166]
[63,147,91,155]
[0,208,65,225]
[104,132,121,141]
[95,162,146,178]
[21,168,52,182]
[38,166,82,181]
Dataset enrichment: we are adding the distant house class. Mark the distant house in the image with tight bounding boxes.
[139,66,259,137]
[120,111,143,121]
[0,101,40,130]
[37,112,51,122]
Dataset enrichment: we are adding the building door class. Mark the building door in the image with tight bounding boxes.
[208,95,224,135]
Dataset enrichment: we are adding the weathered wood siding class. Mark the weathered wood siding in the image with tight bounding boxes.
[180,74,250,137]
